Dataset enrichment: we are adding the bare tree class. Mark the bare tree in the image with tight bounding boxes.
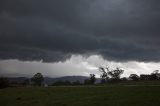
[99,67,109,83]
[90,74,96,84]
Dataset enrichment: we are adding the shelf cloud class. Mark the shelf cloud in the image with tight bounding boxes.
[0,0,160,62]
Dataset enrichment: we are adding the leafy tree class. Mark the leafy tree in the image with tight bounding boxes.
[107,67,124,80]
[90,74,96,84]
[140,70,160,81]
[129,74,139,81]
[150,70,160,80]
[0,77,9,89]
[151,70,159,74]
[99,66,124,83]
[31,73,44,86]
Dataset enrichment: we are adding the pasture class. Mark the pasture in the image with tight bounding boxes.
[1,85,160,106]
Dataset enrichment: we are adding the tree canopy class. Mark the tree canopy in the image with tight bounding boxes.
[31,73,44,86]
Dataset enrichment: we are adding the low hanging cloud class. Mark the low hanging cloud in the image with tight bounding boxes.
[0,55,159,77]
[0,0,160,62]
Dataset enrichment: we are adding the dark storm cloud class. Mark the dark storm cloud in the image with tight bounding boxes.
[0,0,160,62]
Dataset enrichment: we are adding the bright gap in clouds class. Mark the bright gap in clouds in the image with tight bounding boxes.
[0,55,160,78]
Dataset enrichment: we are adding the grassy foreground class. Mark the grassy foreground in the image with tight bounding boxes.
[1,85,160,106]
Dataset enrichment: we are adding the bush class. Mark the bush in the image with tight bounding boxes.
[52,80,71,86]
[0,77,9,89]
[84,79,91,85]
[129,74,139,81]
[72,80,81,85]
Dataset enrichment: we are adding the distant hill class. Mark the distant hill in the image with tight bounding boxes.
[7,77,29,84]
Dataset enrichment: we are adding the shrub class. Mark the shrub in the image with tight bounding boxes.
[0,77,9,89]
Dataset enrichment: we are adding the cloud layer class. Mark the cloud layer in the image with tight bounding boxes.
[0,55,159,77]
[0,0,160,62]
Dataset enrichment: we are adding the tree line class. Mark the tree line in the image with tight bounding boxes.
[1,66,160,88]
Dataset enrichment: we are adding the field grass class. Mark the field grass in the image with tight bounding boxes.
[1,85,160,106]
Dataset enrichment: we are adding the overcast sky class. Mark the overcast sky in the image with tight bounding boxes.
[0,0,160,77]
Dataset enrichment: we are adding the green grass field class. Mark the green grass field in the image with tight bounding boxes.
[1,85,160,106]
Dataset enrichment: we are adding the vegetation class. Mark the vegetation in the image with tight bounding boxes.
[72,80,81,85]
[1,67,160,106]
[89,74,96,84]
[107,68,124,80]
[99,66,124,83]
[99,67,108,83]
[52,80,71,86]
[84,79,91,85]
[129,74,139,81]
[52,80,81,86]
[0,77,9,89]
[1,85,160,106]
[31,73,44,86]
